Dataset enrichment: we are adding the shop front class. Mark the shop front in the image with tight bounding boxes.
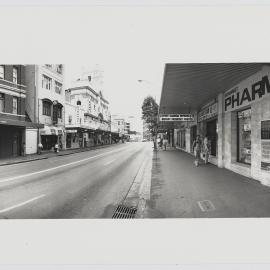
[223,65,270,185]
[40,126,65,151]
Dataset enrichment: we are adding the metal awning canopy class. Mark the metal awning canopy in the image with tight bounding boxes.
[160,63,270,114]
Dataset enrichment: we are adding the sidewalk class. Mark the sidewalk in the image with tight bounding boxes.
[0,143,119,166]
[143,147,270,218]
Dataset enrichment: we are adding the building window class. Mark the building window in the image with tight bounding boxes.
[0,66,4,79]
[42,75,52,90]
[13,67,18,84]
[77,100,81,106]
[12,97,18,114]
[56,64,63,74]
[237,108,251,165]
[42,100,51,116]
[55,81,62,94]
[45,64,52,68]
[0,93,4,112]
[57,106,62,119]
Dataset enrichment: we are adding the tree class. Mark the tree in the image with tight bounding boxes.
[141,96,159,148]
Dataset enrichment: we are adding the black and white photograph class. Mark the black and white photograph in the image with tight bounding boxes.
[1,0,270,268]
[1,63,270,219]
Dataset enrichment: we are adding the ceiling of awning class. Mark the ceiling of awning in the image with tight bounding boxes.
[160,63,270,114]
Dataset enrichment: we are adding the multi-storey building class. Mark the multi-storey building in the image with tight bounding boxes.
[25,64,65,151]
[0,65,42,158]
[65,76,111,148]
[111,115,126,137]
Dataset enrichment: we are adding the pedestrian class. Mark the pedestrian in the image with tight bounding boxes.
[163,136,168,151]
[157,136,161,149]
[203,136,210,164]
[192,135,202,167]
[54,143,59,153]
[37,142,43,155]
[21,142,26,157]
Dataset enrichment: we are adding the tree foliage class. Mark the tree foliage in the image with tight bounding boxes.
[141,96,159,136]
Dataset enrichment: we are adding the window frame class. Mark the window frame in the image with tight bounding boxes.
[0,93,5,112]
[0,66,4,79]
[55,80,62,94]
[12,96,18,114]
[42,100,51,116]
[42,74,52,90]
[12,67,18,84]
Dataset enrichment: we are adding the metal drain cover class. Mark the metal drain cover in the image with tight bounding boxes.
[112,205,137,219]
[197,200,215,212]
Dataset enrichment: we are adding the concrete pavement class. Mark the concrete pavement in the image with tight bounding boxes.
[143,147,270,218]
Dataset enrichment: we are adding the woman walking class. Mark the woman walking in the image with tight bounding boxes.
[192,135,202,167]
[203,136,210,164]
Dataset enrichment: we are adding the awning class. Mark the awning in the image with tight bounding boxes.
[0,117,44,128]
[40,126,65,135]
[160,63,270,114]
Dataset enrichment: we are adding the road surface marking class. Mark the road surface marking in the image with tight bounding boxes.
[0,194,46,214]
[0,147,132,184]
[197,200,216,212]
[104,159,116,166]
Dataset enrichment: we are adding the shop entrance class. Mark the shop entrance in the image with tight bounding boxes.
[206,119,217,156]
[41,135,57,150]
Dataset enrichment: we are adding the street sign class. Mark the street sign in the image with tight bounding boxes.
[159,114,194,122]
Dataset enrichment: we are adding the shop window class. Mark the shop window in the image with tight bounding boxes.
[0,66,4,79]
[237,108,251,165]
[13,67,18,84]
[0,93,4,112]
[261,120,270,140]
[43,100,51,116]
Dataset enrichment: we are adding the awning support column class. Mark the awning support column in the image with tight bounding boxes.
[217,93,224,168]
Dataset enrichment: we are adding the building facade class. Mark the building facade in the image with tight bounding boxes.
[65,77,111,148]
[25,64,65,152]
[0,65,42,158]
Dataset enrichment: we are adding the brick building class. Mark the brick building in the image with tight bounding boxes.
[0,65,42,158]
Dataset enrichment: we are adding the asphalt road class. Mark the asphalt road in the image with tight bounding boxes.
[0,142,152,219]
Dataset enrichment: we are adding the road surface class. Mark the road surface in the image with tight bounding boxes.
[0,142,152,219]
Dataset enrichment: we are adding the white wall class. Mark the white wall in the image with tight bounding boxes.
[25,128,38,154]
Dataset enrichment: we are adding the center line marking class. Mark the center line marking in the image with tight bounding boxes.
[0,147,133,184]
[0,194,46,214]
[104,159,116,166]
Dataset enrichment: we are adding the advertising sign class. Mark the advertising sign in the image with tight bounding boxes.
[224,72,270,112]
[198,102,218,122]
[159,114,194,122]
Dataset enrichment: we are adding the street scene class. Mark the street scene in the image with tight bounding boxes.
[0,63,270,218]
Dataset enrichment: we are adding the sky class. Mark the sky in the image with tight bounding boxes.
[65,62,165,132]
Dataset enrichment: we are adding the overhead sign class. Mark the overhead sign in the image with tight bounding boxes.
[159,114,194,122]
[224,72,270,112]
[198,102,218,122]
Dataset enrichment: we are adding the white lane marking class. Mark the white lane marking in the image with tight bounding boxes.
[104,159,116,166]
[0,147,132,184]
[0,194,46,214]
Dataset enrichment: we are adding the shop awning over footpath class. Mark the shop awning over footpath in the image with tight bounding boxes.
[40,125,64,136]
[0,117,44,129]
[159,63,270,129]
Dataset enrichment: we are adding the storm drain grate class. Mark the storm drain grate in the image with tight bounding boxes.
[197,200,216,212]
[112,205,137,219]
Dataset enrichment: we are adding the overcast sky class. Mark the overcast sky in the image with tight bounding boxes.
[65,62,164,132]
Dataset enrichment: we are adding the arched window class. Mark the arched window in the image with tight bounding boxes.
[77,100,81,106]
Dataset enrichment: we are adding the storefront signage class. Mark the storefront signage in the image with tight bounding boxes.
[224,75,270,112]
[159,114,194,122]
[198,102,218,122]
[66,129,77,133]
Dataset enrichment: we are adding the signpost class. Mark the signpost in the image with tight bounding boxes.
[159,114,194,122]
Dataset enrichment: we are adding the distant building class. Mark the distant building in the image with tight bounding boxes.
[65,75,111,148]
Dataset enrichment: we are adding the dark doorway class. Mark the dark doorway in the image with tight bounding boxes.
[206,119,217,156]
[190,125,197,152]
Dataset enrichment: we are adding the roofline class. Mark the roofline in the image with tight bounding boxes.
[66,86,99,97]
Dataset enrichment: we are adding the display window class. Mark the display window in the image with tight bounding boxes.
[237,108,251,165]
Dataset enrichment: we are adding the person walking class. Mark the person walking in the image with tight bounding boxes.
[192,135,202,167]
[203,136,210,164]
[37,142,43,155]
[163,136,168,151]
